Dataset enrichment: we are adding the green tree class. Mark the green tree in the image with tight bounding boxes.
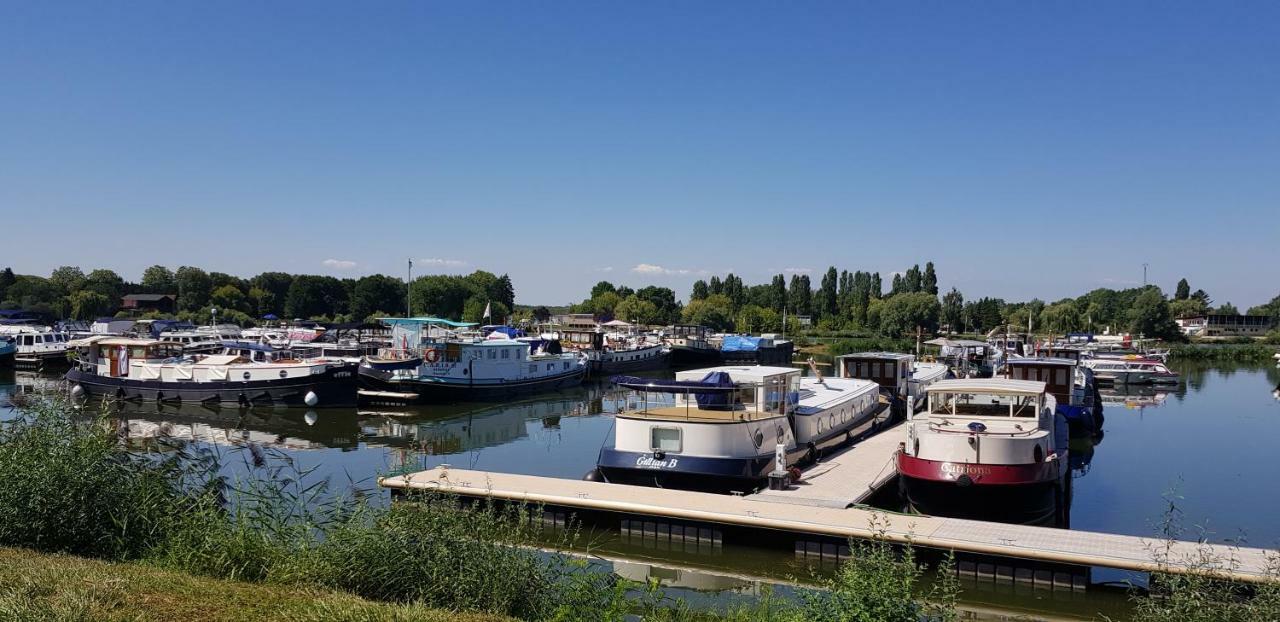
[818,267,839,319]
[614,295,660,325]
[1169,297,1208,319]
[590,281,616,299]
[84,269,125,301]
[140,265,176,293]
[247,287,275,319]
[787,275,812,316]
[588,291,622,318]
[285,275,348,319]
[690,280,709,301]
[1128,287,1181,340]
[68,290,112,320]
[634,286,679,324]
[249,272,294,315]
[877,292,940,336]
[0,267,15,301]
[770,274,787,312]
[681,294,734,331]
[1040,300,1082,335]
[410,274,475,319]
[922,262,938,295]
[736,305,781,333]
[350,274,406,321]
[462,296,509,323]
[941,288,964,333]
[210,284,250,314]
[49,266,87,295]
[531,306,552,322]
[175,267,213,313]
[870,272,882,299]
[1214,302,1239,315]
[1247,294,1280,325]
[1174,278,1190,300]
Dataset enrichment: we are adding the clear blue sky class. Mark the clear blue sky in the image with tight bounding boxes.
[2,2,1277,307]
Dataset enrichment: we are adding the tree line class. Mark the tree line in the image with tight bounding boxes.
[571,266,1277,342]
[0,265,516,326]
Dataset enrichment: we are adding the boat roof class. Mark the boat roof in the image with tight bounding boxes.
[68,336,177,347]
[1004,357,1076,367]
[927,378,1046,396]
[834,351,913,361]
[924,338,990,348]
[220,340,275,352]
[674,365,799,382]
[379,317,478,328]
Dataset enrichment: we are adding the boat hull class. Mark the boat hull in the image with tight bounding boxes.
[358,365,587,404]
[591,350,670,376]
[15,350,70,370]
[595,447,777,493]
[668,345,721,369]
[897,453,1069,525]
[0,350,14,369]
[65,364,359,408]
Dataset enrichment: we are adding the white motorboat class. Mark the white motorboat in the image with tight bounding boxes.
[833,352,950,413]
[594,365,882,492]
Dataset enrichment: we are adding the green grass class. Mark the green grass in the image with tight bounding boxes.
[0,547,512,622]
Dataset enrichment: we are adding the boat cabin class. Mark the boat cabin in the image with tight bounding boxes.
[666,324,713,347]
[1003,357,1077,407]
[560,328,606,351]
[615,366,801,422]
[835,352,912,395]
[925,378,1047,420]
[1035,346,1085,363]
[72,337,184,377]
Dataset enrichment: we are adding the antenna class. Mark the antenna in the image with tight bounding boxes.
[1143,263,1148,286]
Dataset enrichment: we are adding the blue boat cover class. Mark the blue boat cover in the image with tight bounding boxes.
[610,372,740,395]
[483,325,526,338]
[720,335,762,352]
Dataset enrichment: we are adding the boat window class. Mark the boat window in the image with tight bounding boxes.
[1055,369,1067,385]
[502,349,510,359]
[650,427,682,452]
[563,362,570,370]
[488,349,497,360]
[547,363,554,371]
[529,364,537,373]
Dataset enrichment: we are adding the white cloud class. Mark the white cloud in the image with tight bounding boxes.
[631,263,710,276]
[322,259,357,270]
[416,258,468,268]
[596,266,614,273]
[1102,277,1141,286]
[781,267,811,275]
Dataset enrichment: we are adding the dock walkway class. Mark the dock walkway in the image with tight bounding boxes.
[750,422,903,508]
[381,466,1277,583]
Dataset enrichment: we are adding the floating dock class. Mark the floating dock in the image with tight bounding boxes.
[751,422,903,508]
[381,462,1278,585]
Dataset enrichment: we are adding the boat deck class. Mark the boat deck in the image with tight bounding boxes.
[617,406,781,423]
[381,466,1278,583]
[750,423,903,508]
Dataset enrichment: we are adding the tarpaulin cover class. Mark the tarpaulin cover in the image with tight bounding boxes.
[484,326,526,338]
[720,335,762,352]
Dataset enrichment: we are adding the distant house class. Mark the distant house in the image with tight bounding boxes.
[549,313,599,330]
[1177,314,1274,338]
[121,294,177,314]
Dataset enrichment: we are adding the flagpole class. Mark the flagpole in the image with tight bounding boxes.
[406,258,413,318]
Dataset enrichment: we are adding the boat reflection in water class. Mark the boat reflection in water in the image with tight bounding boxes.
[1098,385,1169,413]
[115,404,362,451]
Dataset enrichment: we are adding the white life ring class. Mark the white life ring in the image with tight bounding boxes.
[424,349,440,363]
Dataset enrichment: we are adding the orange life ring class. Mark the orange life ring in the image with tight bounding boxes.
[425,349,440,363]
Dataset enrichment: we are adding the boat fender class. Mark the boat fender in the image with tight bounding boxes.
[582,468,606,482]
[304,391,319,407]
[787,466,803,482]
[424,349,439,363]
[70,384,84,400]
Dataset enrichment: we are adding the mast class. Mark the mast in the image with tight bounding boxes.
[406,258,413,318]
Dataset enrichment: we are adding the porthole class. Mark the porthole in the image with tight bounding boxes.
[279,370,287,379]
[242,371,251,380]
[752,428,764,448]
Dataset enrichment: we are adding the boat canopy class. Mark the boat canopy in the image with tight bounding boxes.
[924,338,989,348]
[720,335,763,352]
[927,378,1046,396]
[379,317,478,328]
[610,372,741,394]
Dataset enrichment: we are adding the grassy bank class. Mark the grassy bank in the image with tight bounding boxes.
[1168,343,1277,363]
[0,547,510,622]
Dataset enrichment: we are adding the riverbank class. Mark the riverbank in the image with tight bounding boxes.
[0,547,510,622]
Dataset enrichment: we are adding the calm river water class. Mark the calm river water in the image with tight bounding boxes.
[4,361,1278,620]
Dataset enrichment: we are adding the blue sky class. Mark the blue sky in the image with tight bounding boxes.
[2,2,1277,307]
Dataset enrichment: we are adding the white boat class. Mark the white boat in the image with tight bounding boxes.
[558,327,670,375]
[594,365,883,492]
[0,324,71,368]
[66,336,357,407]
[897,378,1070,524]
[833,352,950,413]
[358,317,587,404]
[1080,357,1179,385]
